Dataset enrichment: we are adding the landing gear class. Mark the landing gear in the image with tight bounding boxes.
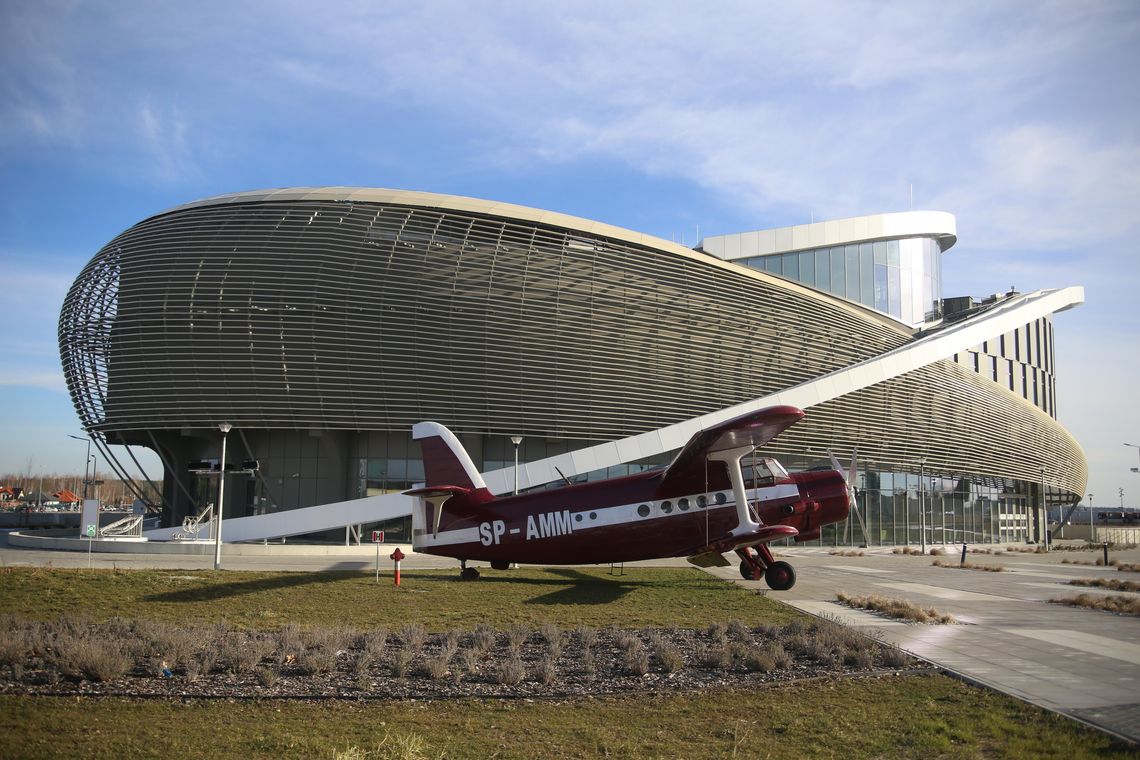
[459,560,480,580]
[735,545,797,591]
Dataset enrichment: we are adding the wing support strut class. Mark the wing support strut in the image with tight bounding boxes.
[709,446,763,536]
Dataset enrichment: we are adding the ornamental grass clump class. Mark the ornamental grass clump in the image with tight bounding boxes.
[496,653,525,686]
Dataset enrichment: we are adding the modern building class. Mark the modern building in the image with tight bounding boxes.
[59,187,1086,547]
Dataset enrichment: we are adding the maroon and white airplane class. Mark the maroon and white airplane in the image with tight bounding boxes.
[405,405,854,590]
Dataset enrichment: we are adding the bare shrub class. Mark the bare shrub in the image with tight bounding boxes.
[698,643,733,670]
[575,624,597,651]
[400,623,427,653]
[742,648,776,673]
[422,654,450,680]
[705,621,728,641]
[472,624,496,653]
[623,647,649,676]
[362,628,389,658]
[55,638,132,682]
[440,629,461,659]
[761,642,792,669]
[506,623,530,652]
[534,653,559,686]
[458,648,481,677]
[391,648,414,678]
[275,624,304,665]
[221,636,272,675]
[0,629,30,668]
[297,648,337,676]
[615,630,640,653]
[496,653,525,685]
[184,658,203,683]
[844,648,875,669]
[727,619,750,640]
[351,650,373,677]
[655,643,684,674]
[581,650,597,676]
[193,646,218,676]
[255,666,279,688]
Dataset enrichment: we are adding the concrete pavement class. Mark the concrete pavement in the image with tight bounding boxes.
[704,543,1140,744]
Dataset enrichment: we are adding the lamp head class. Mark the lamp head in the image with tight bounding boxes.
[219,423,233,434]
[510,436,523,446]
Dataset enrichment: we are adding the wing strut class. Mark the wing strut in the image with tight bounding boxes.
[709,446,763,536]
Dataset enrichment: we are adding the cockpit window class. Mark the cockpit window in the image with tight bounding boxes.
[765,457,790,481]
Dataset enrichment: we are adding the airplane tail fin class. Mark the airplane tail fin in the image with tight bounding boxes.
[411,422,488,491]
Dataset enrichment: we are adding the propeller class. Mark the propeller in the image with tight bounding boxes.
[829,448,869,547]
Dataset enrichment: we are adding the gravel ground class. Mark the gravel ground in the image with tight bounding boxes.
[0,620,929,701]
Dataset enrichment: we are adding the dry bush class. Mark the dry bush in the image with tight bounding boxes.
[422,654,450,680]
[892,547,923,555]
[506,623,530,652]
[255,666,279,688]
[705,621,728,640]
[1116,562,1140,573]
[837,592,956,624]
[844,648,875,669]
[391,648,413,678]
[929,547,946,556]
[222,636,273,675]
[399,623,427,653]
[458,648,481,677]
[654,643,684,674]
[1069,578,1140,592]
[622,644,649,676]
[575,624,597,651]
[1051,593,1140,615]
[274,624,305,664]
[472,623,496,653]
[362,628,389,658]
[762,641,792,669]
[534,653,559,686]
[726,619,750,640]
[441,629,461,656]
[876,643,913,668]
[297,648,337,676]
[496,653,525,685]
[933,559,1005,572]
[0,628,31,668]
[742,648,776,673]
[351,650,373,677]
[581,649,597,676]
[697,643,733,670]
[614,630,640,653]
[53,637,132,682]
[193,646,218,676]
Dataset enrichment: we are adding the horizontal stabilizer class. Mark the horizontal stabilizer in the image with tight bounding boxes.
[734,524,799,547]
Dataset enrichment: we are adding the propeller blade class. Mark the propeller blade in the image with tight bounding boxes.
[848,448,858,488]
[828,449,843,479]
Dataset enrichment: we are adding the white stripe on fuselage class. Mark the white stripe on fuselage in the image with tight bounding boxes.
[413,483,800,550]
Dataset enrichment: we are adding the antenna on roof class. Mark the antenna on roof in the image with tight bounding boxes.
[909,183,914,210]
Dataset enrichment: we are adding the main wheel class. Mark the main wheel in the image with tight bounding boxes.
[460,566,481,580]
[739,561,762,581]
[764,561,796,591]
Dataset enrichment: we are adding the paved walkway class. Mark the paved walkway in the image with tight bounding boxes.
[702,543,1140,744]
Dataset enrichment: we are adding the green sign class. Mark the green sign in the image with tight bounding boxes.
[86,524,97,538]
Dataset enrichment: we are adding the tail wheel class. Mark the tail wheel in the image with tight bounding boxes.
[764,561,796,591]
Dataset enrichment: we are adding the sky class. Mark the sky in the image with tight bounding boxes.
[1,1,1137,507]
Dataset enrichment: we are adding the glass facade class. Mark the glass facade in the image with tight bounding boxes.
[739,237,944,327]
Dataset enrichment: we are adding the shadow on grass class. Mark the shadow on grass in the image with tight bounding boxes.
[400,567,655,605]
[142,570,358,603]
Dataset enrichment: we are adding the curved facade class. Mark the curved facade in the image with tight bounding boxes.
[60,188,1087,546]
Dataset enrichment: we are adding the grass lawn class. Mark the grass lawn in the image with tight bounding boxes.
[0,565,802,629]
[0,566,1132,758]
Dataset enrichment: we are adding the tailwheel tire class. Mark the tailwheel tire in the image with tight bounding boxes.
[739,561,762,581]
[460,567,481,581]
[764,561,796,591]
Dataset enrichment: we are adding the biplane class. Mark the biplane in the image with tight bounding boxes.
[406,405,855,590]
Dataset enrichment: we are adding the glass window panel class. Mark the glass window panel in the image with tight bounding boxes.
[873,242,887,265]
[815,249,830,291]
[782,251,799,280]
[899,264,913,323]
[874,264,888,312]
[886,240,900,267]
[887,265,900,317]
[830,249,845,297]
[860,248,874,305]
[764,255,781,273]
[846,245,860,299]
[798,251,814,286]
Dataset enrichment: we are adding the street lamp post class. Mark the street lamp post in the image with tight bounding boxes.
[67,434,92,499]
[1088,493,1094,543]
[1041,466,1049,551]
[214,423,232,570]
[510,436,523,495]
[1126,443,1140,474]
[919,458,927,555]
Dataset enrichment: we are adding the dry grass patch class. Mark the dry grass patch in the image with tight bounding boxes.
[1050,594,1140,615]
[829,550,865,557]
[932,559,1005,572]
[1069,578,1140,592]
[836,592,957,624]
[892,547,925,555]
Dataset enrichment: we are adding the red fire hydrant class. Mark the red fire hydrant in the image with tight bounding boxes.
[390,547,405,587]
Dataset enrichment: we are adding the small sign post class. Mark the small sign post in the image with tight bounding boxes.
[86,523,96,568]
[372,530,385,582]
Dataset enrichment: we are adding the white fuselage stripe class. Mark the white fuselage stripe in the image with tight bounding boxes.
[412,483,800,550]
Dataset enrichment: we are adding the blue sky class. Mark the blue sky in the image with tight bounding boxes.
[1,1,1137,507]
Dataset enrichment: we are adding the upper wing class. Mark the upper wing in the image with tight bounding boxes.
[660,405,805,488]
